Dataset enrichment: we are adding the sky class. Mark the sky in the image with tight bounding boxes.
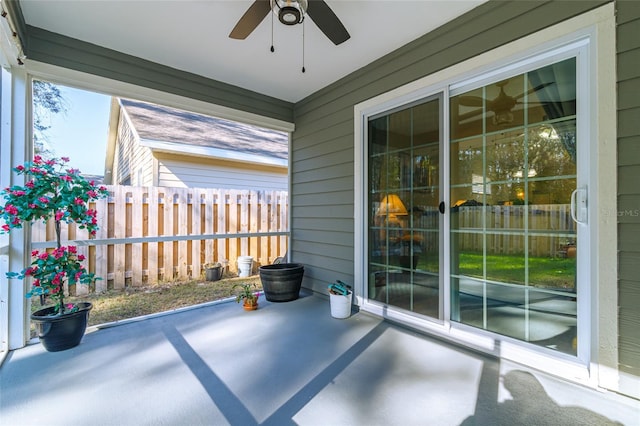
[44,84,111,176]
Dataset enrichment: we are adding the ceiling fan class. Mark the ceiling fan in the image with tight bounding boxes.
[229,0,350,46]
[457,80,553,125]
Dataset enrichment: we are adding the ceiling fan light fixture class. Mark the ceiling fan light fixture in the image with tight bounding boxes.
[271,0,307,25]
[493,110,514,126]
[279,6,301,24]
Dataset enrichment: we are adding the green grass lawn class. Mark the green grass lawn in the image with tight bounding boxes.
[454,252,576,289]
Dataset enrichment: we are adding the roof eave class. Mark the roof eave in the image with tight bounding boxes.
[140,139,288,168]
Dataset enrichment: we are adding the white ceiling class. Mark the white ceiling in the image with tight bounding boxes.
[18,0,486,103]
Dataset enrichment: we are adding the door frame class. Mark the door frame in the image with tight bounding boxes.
[353,4,616,390]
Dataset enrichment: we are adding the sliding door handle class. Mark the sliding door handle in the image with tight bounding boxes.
[570,188,588,224]
[439,201,445,214]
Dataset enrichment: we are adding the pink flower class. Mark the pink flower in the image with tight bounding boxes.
[38,196,49,203]
[25,181,34,188]
[68,246,77,254]
[31,250,39,256]
[74,197,84,205]
[39,252,49,260]
[87,190,97,198]
[1,224,9,232]
[12,190,25,196]
[15,165,24,172]
[61,157,69,162]
[75,272,82,281]
[4,204,18,215]
[55,211,64,221]
[61,175,72,182]
[33,155,42,164]
[78,254,85,261]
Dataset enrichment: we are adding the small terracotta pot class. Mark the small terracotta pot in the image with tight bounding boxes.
[243,300,258,311]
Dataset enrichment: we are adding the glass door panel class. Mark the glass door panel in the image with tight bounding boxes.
[450,57,578,355]
[368,96,442,320]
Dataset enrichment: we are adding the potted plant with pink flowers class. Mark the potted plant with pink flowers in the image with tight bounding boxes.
[233,282,261,311]
[0,156,108,351]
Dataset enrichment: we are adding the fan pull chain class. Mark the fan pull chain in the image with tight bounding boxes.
[301,20,305,73]
[270,7,275,53]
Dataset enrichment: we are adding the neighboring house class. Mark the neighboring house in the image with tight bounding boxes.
[1,0,639,402]
[104,98,288,190]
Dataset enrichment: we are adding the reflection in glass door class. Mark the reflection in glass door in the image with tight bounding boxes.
[449,57,579,355]
[367,96,442,320]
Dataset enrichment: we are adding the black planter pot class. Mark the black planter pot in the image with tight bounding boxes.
[31,302,92,352]
[259,263,304,302]
[205,266,222,281]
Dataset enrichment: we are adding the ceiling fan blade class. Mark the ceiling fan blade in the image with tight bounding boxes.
[458,96,484,107]
[229,0,271,40]
[456,109,484,122]
[306,0,350,45]
[514,82,554,100]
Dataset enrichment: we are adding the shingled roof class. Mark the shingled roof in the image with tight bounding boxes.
[119,98,288,161]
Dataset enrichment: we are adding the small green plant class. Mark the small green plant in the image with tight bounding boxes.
[233,282,260,305]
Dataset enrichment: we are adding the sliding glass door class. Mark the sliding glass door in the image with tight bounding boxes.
[449,57,580,355]
[367,95,442,320]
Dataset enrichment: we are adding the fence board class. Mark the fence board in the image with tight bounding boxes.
[191,188,205,278]
[147,187,159,284]
[94,196,109,292]
[162,189,175,280]
[112,186,126,288]
[176,189,188,279]
[214,189,225,266]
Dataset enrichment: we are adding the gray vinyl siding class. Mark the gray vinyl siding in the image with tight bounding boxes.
[616,0,640,380]
[291,0,608,294]
[22,26,294,124]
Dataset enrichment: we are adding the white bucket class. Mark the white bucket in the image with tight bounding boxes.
[237,256,253,277]
[330,291,352,319]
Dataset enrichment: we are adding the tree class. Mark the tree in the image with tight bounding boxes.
[32,80,68,155]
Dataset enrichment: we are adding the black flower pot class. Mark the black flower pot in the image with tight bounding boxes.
[205,266,222,281]
[259,263,304,302]
[30,302,92,352]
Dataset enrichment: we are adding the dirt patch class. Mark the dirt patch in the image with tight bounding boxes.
[30,275,262,332]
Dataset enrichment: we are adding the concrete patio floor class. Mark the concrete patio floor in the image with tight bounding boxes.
[1,290,638,426]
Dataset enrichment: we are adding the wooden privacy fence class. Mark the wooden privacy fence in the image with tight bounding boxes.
[31,185,289,293]
[451,204,576,256]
